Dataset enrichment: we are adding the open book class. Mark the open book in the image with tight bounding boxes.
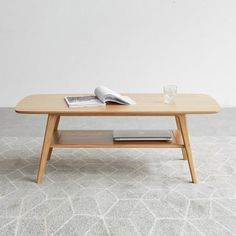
[65,86,136,108]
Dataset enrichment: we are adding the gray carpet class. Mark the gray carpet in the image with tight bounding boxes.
[1,136,236,235]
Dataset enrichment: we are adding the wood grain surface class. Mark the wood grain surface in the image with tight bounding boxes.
[15,93,220,115]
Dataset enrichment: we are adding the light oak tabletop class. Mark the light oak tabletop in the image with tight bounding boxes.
[15,94,220,116]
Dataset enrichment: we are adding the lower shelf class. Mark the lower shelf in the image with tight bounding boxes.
[51,130,184,148]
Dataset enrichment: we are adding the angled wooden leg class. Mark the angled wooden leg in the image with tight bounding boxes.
[175,116,188,160]
[47,148,53,161]
[37,114,58,184]
[177,114,198,184]
[47,116,60,161]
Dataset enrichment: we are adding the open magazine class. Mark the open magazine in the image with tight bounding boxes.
[65,86,136,108]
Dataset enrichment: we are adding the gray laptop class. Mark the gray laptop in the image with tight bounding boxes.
[113,130,172,141]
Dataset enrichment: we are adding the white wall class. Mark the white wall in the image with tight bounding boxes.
[0,0,236,107]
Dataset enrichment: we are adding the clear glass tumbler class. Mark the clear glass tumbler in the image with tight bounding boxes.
[163,85,177,104]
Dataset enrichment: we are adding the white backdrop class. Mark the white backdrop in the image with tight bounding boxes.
[0,0,235,107]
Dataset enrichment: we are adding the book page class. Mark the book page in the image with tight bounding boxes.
[94,86,135,105]
[64,96,104,107]
[94,86,108,102]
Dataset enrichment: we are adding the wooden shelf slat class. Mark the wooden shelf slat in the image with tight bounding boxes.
[51,130,184,148]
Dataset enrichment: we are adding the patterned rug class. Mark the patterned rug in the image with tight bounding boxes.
[0,136,236,236]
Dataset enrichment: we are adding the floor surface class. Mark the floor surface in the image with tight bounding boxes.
[0,108,236,235]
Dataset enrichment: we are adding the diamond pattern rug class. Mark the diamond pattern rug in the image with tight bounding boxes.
[0,136,236,235]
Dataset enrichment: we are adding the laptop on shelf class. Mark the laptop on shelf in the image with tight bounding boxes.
[113,130,172,141]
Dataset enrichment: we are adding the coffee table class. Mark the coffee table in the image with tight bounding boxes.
[16,94,220,184]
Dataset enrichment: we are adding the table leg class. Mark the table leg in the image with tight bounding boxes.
[47,116,60,161]
[177,114,198,184]
[175,116,188,160]
[37,114,59,184]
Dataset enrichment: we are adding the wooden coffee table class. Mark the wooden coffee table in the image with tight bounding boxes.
[16,94,220,184]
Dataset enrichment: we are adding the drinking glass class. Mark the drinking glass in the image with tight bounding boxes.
[163,85,177,104]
